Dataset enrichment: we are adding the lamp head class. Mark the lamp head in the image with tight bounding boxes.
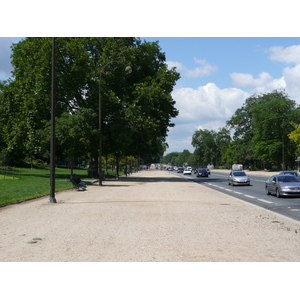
[125,66,132,74]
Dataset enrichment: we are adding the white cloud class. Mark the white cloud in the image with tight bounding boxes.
[230,71,273,87]
[185,58,217,78]
[166,61,186,71]
[268,45,300,64]
[172,83,249,124]
[166,58,217,78]
[283,64,300,101]
[230,44,300,101]
[230,71,286,95]
[165,83,249,153]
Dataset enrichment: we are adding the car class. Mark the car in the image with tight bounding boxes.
[279,171,300,178]
[196,168,209,177]
[228,170,250,186]
[177,167,184,173]
[265,175,300,198]
[183,168,192,175]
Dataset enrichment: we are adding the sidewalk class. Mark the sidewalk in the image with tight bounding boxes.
[1,169,300,262]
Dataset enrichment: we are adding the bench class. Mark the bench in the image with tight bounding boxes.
[70,176,87,191]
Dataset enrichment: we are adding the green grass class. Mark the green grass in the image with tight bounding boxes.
[0,167,94,207]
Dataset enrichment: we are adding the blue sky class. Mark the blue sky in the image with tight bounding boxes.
[2,37,300,155]
[141,37,300,153]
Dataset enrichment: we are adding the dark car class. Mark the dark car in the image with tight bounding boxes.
[177,167,184,173]
[196,168,209,177]
[279,171,300,178]
[265,175,300,198]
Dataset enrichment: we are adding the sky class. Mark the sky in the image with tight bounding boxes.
[2,37,300,155]
[140,37,300,154]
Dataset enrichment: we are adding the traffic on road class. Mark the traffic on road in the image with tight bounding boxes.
[167,167,300,222]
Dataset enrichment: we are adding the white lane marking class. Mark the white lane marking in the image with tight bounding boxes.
[256,198,273,204]
[243,194,256,198]
[205,182,274,204]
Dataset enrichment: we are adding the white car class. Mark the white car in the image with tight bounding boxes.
[183,168,192,175]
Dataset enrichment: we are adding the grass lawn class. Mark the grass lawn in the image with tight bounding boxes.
[0,167,95,207]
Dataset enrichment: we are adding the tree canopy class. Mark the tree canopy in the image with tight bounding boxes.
[0,37,180,170]
[226,90,300,169]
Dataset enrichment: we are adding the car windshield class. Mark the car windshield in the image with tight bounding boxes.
[281,172,298,176]
[199,169,206,171]
[233,171,246,176]
[277,176,300,183]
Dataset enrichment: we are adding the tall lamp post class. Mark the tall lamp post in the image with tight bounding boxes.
[49,37,57,203]
[98,62,132,186]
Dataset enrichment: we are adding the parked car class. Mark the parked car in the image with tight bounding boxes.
[196,168,209,177]
[177,167,184,173]
[265,175,300,198]
[279,171,300,178]
[183,168,192,175]
[228,170,250,186]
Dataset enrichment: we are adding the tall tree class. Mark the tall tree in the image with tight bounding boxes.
[227,90,300,169]
[0,37,180,171]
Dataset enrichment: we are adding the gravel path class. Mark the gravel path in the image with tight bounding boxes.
[1,169,300,262]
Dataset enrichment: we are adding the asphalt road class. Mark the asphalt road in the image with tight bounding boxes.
[173,170,300,222]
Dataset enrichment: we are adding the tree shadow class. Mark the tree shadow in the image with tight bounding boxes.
[118,176,188,183]
[117,176,226,183]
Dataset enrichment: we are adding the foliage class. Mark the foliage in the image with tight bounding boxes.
[174,149,192,166]
[0,38,180,169]
[192,127,231,167]
[226,90,300,169]
[162,152,180,165]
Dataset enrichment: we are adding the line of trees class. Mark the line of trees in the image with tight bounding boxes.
[163,90,300,171]
[0,37,180,175]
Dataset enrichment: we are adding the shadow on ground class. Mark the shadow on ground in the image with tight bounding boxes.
[116,176,227,183]
[117,176,187,183]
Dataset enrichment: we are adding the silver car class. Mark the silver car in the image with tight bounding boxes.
[228,170,250,186]
[279,171,300,178]
[265,175,300,198]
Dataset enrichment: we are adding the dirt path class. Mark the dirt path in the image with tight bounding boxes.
[1,169,300,262]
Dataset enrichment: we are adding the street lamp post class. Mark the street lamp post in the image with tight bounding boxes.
[98,62,132,186]
[49,37,57,203]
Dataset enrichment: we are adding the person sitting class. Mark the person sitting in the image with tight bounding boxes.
[71,174,87,189]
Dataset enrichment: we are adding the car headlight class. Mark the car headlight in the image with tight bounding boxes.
[281,187,292,191]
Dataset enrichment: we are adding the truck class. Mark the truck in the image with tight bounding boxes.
[232,164,243,171]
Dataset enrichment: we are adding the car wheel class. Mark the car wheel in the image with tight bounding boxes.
[265,186,270,195]
[276,188,281,198]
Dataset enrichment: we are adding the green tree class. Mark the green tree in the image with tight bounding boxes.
[56,108,98,174]
[0,37,180,170]
[162,152,180,165]
[227,90,300,169]
[175,149,191,166]
[192,129,217,166]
